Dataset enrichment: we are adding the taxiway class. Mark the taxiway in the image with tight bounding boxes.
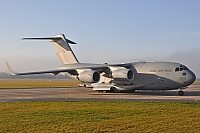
[0,85,199,102]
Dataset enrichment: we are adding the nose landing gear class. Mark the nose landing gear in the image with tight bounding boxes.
[178,90,184,96]
[178,87,186,96]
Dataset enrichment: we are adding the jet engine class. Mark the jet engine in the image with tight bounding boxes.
[111,68,134,81]
[77,69,100,83]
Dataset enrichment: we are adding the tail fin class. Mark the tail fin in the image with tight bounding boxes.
[23,34,79,65]
[6,62,16,76]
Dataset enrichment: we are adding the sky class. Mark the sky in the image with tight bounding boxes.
[0,0,200,78]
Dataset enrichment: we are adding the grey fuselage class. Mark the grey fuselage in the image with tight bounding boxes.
[59,61,196,91]
[131,62,196,90]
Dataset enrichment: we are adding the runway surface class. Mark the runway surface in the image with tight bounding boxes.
[0,85,200,102]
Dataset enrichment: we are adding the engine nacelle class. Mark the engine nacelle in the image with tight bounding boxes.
[78,70,100,83]
[112,68,134,81]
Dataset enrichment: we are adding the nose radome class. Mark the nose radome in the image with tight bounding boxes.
[188,71,196,85]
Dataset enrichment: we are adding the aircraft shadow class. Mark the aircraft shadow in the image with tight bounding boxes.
[133,91,200,96]
[92,91,200,96]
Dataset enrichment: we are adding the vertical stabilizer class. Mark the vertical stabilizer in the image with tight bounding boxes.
[23,34,79,65]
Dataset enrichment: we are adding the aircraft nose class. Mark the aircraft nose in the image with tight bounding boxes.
[187,71,196,85]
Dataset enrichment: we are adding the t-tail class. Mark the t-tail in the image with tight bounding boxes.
[23,34,79,65]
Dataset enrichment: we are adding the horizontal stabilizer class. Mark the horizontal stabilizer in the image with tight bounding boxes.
[22,37,76,44]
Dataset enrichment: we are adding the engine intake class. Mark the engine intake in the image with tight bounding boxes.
[112,68,134,81]
[78,70,100,83]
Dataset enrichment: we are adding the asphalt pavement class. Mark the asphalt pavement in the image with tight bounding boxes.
[0,85,199,102]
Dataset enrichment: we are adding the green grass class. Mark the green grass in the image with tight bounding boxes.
[0,101,200,132]
[0,79,199,89]
[0,80,80,89]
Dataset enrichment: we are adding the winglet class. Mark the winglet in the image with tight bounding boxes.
[5,62,16,76]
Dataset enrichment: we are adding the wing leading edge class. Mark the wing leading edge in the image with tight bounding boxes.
[6,62,131,76]
[5,63,110,76]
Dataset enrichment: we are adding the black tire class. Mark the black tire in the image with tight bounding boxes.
[110,87,116,92]
[178,91,184,96]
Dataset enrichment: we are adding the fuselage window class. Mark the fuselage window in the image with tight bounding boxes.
[182,73,186,76]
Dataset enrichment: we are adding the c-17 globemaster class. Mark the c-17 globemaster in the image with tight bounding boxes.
[6,34,196,96]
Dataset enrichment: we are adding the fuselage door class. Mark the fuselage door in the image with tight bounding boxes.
[180,72,187,83]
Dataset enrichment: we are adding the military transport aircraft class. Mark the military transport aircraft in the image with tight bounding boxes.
[6,34,196,95]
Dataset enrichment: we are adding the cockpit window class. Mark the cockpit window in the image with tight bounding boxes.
[175,65,189,72]
[175,67,179,72]
[183,66,188,70]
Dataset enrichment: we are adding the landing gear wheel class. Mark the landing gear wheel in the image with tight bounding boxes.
[110,87,116,92]
[110,87,117,92]
[178,91,184,96]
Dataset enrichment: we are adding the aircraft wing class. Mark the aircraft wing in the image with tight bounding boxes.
[6,62,132,76]
[6,67,75,76]
[5,62,117,76]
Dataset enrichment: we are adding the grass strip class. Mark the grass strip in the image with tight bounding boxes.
[0,79,199,89]
[0,101,199,132]
[0,80,80,89]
